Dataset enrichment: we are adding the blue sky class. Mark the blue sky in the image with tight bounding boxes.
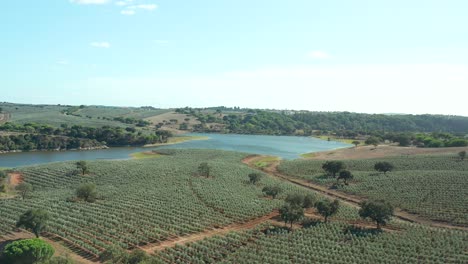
[2,0,468,115]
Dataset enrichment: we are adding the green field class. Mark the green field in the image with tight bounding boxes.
[0,103,169,128]
[0,150,467,263]
[154,222,467,264]
[279,155,468,225]
[0,150,317,256]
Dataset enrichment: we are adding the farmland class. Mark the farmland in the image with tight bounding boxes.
[279,154,468,226]
[0,149,467,263]
[0,150,315,258]
[0,103,169,128]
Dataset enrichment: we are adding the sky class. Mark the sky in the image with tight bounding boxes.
[1,0,468,116]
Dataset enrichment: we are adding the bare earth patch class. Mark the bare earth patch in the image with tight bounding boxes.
[304,145,468,160]
[8,172,23,186]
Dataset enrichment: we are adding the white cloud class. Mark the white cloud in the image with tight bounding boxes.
[307,50,330,59]
[115,1,127,6]
[91,42,111,48]
[70,0,111,4]
[121,3,157,15]
[121,9,136,15]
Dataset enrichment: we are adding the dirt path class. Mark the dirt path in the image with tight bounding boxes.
[141,211,279,253]
[0,231,96,264]
[242,155,468,231]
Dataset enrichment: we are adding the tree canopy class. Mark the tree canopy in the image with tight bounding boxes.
[248,173,262,184]
[322,161,345,177]
[76,161,89,176]
[262,186,282,199]
[279,203,304,228]
[76,183,98,203]
[15,182,33,200]
[359,200,394,229]
[2,238,54,264]
[374,162,394,175]
[16,209,50,238]
[315,199,340,223]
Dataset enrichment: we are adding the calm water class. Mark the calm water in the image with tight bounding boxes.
[0,133,350,167]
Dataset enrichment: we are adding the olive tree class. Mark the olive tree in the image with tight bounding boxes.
[279,203,304,228]
[15,182,33,200]
[16,209,50,238]
[322,161,345,177]
[459,151,466,161]
[198,162,210,177]
[337,170,353,185]
[315,199,339,223]
[248,173,262,184]
[262,186,282,199]
[374,162,394,175]
[76,160,89,176]
[359,200,394,229]
[76,183,98,203]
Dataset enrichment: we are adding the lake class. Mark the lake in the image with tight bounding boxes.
[0,133,351,167]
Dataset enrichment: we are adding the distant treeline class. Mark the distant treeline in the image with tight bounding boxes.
[0,123,160,151]
[177,108,468,135]
[291,112,468,134]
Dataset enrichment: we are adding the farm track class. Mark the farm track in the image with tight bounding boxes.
[140,211,279,253]
[242,155,468,232]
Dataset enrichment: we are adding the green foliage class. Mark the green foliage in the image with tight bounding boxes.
[279,203,304,228]
[352,140,360,147]
[337,170,353,185]
[248,173,262,184]
[16,209,50,238]
[15,182,33,199]
[262,185,282,199]
[284,193,315,209]
[458,151,466,161]
[322,161,345,177]
[315,199,340,222]
[374,161,394,174]
[75,161,89,175]
[359,200,394,229]
[76,183,97,202]
[197,162,210,177]
[2,238,54,264]
[365,136,380,147]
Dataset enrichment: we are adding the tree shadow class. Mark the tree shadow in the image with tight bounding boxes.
[301,218,321,228]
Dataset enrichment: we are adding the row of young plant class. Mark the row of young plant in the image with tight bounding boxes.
[278,155,468,225]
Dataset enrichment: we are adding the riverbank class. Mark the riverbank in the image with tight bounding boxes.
[0,145,109,154]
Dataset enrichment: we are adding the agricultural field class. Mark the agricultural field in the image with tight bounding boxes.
[154,222,467,264]
[0,150,315,258]
[0,103,169,128]
[279,154,468,225]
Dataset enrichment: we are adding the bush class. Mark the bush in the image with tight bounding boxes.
[2,238,54,264]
